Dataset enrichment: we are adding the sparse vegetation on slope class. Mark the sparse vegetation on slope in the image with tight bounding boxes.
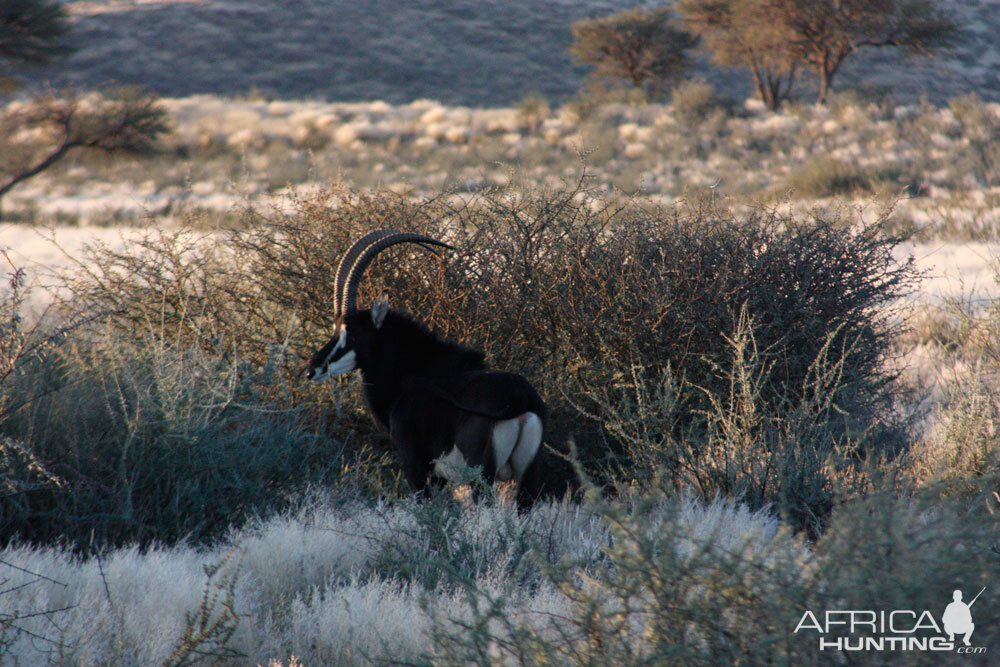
[13,0,1000,105]
[5,92,1000,240]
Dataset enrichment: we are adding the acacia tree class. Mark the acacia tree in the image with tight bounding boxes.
[680,0,958,108]
[771,0,958,105]
[0,88,169,219]
[571,7,697,95]
[678,0,797,110]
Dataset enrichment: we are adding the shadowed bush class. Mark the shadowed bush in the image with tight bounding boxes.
[588,305,893,533]
[1,321,346,547]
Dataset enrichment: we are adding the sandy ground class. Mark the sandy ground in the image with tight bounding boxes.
[0,224,153,314]
[898,241,1000,305]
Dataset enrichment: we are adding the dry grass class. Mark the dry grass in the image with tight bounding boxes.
[0,493,789,664]
[4,487,995,664]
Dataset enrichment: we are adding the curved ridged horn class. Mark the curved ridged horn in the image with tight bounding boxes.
[333,229,395,317]
[341,230,454,316]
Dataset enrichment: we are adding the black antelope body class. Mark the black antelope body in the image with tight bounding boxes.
[306,230,545,507]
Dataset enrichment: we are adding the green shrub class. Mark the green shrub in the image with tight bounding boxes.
[1,323,345,547]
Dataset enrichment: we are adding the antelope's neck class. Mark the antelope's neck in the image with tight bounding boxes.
[359,369,413,430]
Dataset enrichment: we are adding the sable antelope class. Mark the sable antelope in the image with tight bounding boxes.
[306,230,545,506]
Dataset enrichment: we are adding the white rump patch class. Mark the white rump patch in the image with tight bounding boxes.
[494,412,542,483]
[510,412,542,482]
[491,418,520,480]
[433,446,468,482]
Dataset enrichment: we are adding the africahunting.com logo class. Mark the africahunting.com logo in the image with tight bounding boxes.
[794,587,987,654]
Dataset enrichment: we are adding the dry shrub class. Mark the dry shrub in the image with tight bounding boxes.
[3,180,915,545]
[515,93,550,134]
[949,93,1000,188]
[563,80,649,121]
[786,155,909,198]
[670,77,723,125]
[591,306,889,533]
[907,273,1000,500]
[3,485,994,663]
[224,183,913,519]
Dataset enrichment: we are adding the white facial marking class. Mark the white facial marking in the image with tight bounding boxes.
[310,329,355,381]
[325,349,357,375]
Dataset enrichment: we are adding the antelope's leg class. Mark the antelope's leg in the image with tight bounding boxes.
[515,452,541,510]
[402,460,436,497]
[390,402,442,497]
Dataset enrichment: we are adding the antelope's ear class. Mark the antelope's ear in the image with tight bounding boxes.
[372,295,389,329]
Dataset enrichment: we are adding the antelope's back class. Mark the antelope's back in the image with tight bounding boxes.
[454,370,547,423]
